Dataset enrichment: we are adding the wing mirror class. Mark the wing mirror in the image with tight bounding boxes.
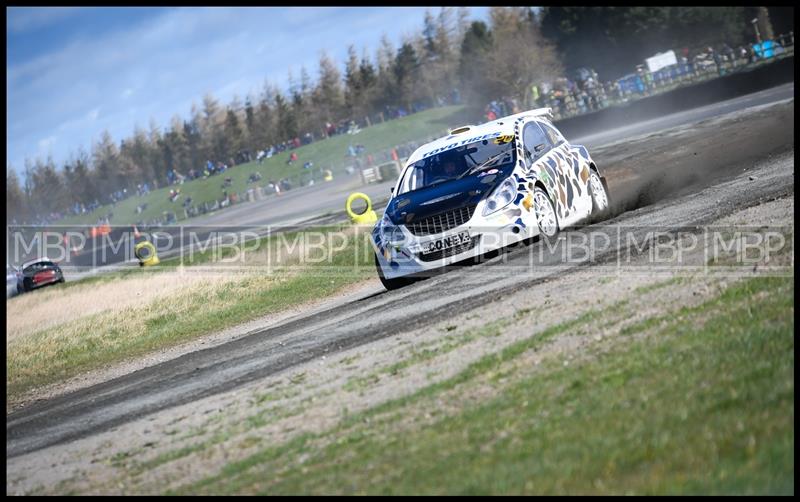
[390,187,394,194]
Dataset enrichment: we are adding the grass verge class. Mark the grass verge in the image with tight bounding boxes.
[179,275,794,495]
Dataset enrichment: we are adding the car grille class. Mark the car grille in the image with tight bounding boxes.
[418,235,480,262]
[406,205,476,236]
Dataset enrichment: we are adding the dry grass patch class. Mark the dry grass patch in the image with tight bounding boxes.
[6,271,233,344]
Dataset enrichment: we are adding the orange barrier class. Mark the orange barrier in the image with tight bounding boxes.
[90,223,111,238]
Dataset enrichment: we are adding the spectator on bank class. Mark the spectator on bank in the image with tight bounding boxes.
[709,46,723,75]
[532,84,544,108]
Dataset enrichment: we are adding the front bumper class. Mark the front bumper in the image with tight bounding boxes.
[374,209,540,280]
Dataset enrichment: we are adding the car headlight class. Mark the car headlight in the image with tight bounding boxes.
[482,177,518,216]
[379,215,406,246]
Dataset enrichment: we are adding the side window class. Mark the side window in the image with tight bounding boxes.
[540,122,564,146]
[399,165,424,194]
[522,122,549,165]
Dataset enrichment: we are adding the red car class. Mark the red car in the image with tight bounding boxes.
[19,259,65,292]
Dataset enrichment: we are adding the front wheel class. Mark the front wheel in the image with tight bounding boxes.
[375,253,413,291]
[532,186,560,239]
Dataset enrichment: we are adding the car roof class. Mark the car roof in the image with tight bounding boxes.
[21,258,54,269]
[406,108,554,166]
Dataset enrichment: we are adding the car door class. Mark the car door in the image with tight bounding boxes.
[521,120,579,223]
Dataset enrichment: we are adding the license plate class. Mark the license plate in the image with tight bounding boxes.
[421,231,471,255]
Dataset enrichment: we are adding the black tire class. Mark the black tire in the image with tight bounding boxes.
[22,278,32,292]
[375,253,413,291]
[588,170,611,219]
[533,186,560,240]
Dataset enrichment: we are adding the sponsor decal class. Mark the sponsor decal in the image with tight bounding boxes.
[421,131,503,159]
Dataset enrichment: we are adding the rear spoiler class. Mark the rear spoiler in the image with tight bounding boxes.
[502,107,553,123]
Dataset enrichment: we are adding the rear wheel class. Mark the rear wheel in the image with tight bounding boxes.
[375,253,413,291]
[589,170,611,218]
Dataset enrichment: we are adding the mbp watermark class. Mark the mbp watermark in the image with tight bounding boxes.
[6,223,793,278]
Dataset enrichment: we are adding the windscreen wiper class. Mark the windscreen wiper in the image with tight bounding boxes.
[457,150,511,180]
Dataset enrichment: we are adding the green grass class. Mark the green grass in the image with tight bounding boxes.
[6,225,376,400]
[178,275,794,495]
[57,105,473,227]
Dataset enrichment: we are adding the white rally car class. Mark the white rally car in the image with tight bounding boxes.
[371,107,611,290]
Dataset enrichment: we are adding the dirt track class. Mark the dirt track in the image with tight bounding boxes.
[6,96,795,494]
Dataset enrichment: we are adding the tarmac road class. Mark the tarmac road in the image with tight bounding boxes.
[6,92,794,459]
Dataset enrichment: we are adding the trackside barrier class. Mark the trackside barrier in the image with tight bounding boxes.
[360,167,380,185]
[377,161,402,183]
[346,192,378,225]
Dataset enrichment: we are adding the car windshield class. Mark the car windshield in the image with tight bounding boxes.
[397,136,516,195]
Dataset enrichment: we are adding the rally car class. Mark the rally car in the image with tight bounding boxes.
[372,107,610,290]
[17,258,65,292]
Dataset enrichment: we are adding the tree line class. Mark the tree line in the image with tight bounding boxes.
[7,6,765,223]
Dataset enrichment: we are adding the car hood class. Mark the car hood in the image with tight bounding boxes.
[385,165,514,226]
